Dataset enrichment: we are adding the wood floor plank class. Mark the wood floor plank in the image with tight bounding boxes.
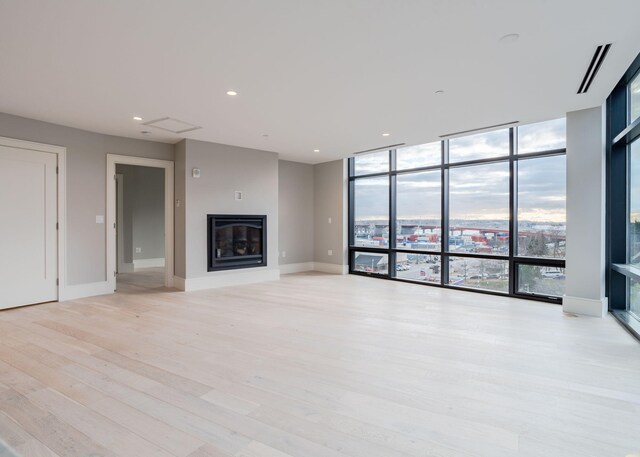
[0,270,639,456]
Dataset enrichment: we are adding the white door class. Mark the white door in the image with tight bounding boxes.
[0,145,58,309]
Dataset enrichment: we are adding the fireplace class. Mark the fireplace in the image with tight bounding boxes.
[207,215,267,271]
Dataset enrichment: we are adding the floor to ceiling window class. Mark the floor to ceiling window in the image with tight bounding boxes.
[349,118,566,303]
[607,52,640,337]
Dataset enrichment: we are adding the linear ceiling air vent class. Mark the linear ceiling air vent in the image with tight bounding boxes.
[577,44,612,94]
[440,121,519,139]
[142,117,202,134]
[353,143,405,155]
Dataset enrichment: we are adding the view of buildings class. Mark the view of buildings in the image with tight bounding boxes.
[350,118,567,298]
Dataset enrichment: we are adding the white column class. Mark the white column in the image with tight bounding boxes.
[563,106,608,317]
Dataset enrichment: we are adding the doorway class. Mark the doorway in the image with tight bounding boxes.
[107,155,174,293]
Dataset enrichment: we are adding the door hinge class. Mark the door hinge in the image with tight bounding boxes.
[56,222,59,230]
[56,278,59,286]
[114,271,117,277]
[56,166,59,174]
[113,223,116,229]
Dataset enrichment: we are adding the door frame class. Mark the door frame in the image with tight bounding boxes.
[106,154,174,290]
[0,136,67,301]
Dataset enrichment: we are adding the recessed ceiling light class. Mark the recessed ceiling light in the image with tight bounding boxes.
[382,133,390,137]
[133,116,143,121]
[499,33,520,44]
[226,90,238,96]
[313,149,320,152]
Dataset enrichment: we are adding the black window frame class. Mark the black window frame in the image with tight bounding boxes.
[349,123,566,304]
[606,51,640,339]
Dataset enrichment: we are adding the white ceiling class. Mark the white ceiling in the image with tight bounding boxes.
[1,0,640,164]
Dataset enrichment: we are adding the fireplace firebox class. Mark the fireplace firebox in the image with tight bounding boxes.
[207,215,267,271]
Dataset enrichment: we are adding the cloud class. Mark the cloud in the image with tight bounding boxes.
[354,121,566,223]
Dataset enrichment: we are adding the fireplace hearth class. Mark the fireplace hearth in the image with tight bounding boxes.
[207,215,267,271]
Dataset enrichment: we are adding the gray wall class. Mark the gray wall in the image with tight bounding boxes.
[563,106,608,316]
[176,139,279,279]
[174,141,187,278]
[314,159,348,267]
[0,112,173,285]
[278,160,314,265]
[116,164,165,262]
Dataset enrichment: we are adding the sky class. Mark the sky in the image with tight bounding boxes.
[354,118,566,223]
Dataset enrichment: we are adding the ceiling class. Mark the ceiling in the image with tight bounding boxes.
[1,0,640,164]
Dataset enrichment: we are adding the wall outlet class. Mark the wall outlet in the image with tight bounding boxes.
[234,191,243,201]
[95,215,104,224]
[135,247,142,253]
[192,168,200,178]
[328,249,333,256]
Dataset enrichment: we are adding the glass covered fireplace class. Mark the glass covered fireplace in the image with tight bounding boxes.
[207,215,267,271]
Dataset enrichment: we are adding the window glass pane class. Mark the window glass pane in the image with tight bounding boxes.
[631,71,640,124]
[396,171,440,251]
[395,254,440,283]
[397,142,441,170]
[517,265,565,297]
[353,251,388,275]
[353,151,389,176]
[449,162,510,255]
[517,118,566,154]
[517,155,566,258]
[353,176,389,248]
[631,140,640,264]
[448,257,509,292]
[630,278,640,320]
[448,129,509,163]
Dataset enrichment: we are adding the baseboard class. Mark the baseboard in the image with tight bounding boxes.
[313,262,348,275]
[118,263,134,273]
[60,281,114,301]
[134,258,165,269]
[279,262,315,274]
[563,295,608,318]
[182,268,280,292]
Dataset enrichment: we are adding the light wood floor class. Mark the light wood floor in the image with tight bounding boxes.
[0,272,639,457]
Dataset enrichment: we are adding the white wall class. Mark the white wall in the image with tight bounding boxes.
[278,160,315,273]
[0,112,173,287]
[564,106,608,317]
[175,139,280,290]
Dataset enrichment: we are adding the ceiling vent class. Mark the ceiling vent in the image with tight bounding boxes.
[440,121,519,139]
[577,44,612,94]
[142,117,202,134]
[353,143,405,155]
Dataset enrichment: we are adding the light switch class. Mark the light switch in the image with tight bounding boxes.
[328,217,332,224]
[135,247,142,253]
[328,250,333,256]
[96,215,104,224]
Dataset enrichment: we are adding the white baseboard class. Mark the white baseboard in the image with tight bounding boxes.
[182,268,280,292]
[279,262,315,274]
[60,281,114,301]
[118,263,134,273]
[134,258,165,269]
[313,262,348,275]
[563,295,608,318]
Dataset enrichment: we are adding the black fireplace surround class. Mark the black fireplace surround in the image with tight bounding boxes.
[207,215,267,271]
